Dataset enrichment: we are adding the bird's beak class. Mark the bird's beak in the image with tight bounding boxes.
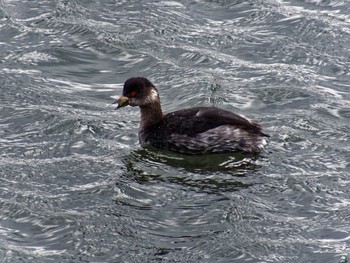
[113,95,129,109]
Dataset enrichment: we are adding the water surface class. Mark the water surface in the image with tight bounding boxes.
[1,0,350,262]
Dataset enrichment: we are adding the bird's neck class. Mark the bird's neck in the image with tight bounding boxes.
[139,101,164,129]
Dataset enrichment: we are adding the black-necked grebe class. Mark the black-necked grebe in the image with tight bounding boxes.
[114,77,269,154]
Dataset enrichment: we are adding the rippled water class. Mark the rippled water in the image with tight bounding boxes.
[1,0,350,262]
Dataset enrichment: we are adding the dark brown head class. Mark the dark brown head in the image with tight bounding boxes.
[114,77,159,109]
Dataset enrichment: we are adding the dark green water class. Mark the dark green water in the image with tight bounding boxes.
[1,0,350,262]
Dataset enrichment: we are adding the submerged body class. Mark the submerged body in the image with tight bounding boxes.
[115,77,269,154]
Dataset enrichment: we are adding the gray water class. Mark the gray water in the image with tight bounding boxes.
[1,0,350,262]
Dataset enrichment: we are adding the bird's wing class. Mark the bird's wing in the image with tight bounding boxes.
[162,107,265,136]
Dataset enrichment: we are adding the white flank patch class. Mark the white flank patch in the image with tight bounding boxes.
[169,125,268,153]
[257,137,268,149]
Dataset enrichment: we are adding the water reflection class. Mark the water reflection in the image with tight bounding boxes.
[119,148,267,194]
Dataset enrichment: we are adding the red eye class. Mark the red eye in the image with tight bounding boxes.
[130,91,136,97]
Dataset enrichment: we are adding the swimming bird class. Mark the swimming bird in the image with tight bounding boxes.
[114,77,269,154]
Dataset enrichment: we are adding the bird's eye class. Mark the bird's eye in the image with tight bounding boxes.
[130,91,137,97]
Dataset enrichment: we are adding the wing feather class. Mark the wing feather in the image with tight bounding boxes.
[162,107,266,136]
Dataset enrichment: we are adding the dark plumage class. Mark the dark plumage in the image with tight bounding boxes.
[114,77,269,154]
